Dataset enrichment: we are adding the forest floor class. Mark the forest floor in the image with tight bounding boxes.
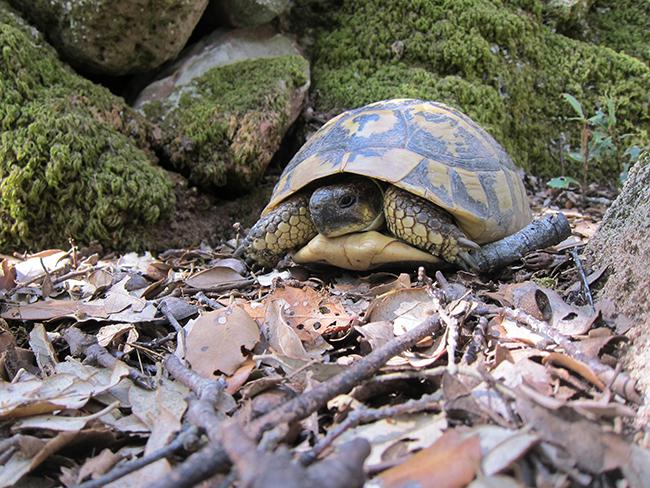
[1,180,648,488]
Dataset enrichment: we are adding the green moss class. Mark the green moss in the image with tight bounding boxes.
[588,0,650,65]
[145,55,309,191]
[302,0,650,180]
[0,3,174,251]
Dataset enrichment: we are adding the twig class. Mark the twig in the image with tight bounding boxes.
[570,248,594,310]
[502,307,640,403]
[165,354,228,441]
[195,291,225,309]
[154,315,442,488]
[159,301,186,357]
[75,426,200,488]
[299,391,442,465]
[462,316,488,364]
[183,278,256,294]
[62,327,155,389]
[470,213,571,273]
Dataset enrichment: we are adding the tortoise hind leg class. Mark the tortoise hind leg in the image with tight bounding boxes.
[235,194,317,268]
[384,186,480,269]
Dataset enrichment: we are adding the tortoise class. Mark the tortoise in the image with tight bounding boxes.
[238,99,531,270]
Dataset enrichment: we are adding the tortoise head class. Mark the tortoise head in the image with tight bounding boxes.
[309,177,385,237]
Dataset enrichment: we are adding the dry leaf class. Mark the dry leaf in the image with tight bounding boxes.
[378,430,481,488]
[185,264,247,289]
[264,300,312,361]
[542,352,605,390]
[28,324,57,375]
[185,306,260,376]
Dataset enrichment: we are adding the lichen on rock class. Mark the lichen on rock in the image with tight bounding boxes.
[297,0,650,181]
[137,30,310,192]
[0,2,174,251]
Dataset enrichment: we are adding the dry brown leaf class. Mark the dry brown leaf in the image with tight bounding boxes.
[0,431,77,487]
[481,430,539,476]
[264,300,312,361]
[516,397,630,474]
[0,258,16,290]
[14,249,69,283]
[28,324,57,375]
[184,264,247,289]
[225,359,256,395]
[542,352,605,390]
[77,448,123,484]
[367,288,432,334]
[1,300,108,321]
[185,306,260,377]
[104,277,146,314]
[0,362,128,419]
[378,429,481,488]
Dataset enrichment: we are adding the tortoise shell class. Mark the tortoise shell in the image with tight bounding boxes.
[264,99,531,243]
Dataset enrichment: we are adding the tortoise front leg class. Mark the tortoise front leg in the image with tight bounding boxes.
[236,194,317,268]
[384,186,480,269]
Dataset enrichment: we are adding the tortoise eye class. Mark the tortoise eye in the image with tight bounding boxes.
[338,195,356,208]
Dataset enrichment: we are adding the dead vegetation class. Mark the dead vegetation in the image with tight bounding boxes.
[0,184,648,488]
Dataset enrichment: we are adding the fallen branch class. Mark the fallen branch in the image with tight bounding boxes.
[502,307,640,403]
[154,315,443,488]
[471,212,571,273]
[299,391,442,465]
[62,327,155,389]
[75,426,199,488]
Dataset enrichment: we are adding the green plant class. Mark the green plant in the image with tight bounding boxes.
[560,93,617,191]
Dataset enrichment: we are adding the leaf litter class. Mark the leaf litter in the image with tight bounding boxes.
[0,191,648,488]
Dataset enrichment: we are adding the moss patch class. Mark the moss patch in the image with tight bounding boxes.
[142,55,309,192]
[299,0,650,181]
[587,0,650,65]
[0,3,174,251]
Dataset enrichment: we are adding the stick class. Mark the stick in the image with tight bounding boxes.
[62,327,155,390]
[471,212,571,273]
[75,427,199,488]
[154,315,443,488]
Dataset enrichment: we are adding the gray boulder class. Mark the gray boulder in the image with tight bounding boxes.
[210,0,291,27]
[135,27,310,192]
[8,0,209,75]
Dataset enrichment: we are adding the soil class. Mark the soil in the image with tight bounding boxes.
[142,171,276,251]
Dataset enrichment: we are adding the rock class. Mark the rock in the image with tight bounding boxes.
[210,0,291,27]
[542,0,596,33]
[293,0,650,181]
[135,27,310,192]
[7,0,208,75]
[0,2,175,251]
[585,152,650,427]
[586,1,650,66]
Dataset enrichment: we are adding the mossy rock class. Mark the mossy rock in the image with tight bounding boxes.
[7,0,209,75]
[0,2,174,251]
[587,0,650,66]
[140,54,310,192]
[295,0,650,181]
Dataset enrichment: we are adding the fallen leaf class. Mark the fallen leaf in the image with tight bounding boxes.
[185,305,260,376]
[516,397,630,474]
[355,321,394,352]
[367,288,433,334]
[264,300,312,361]
[28,324,57,375]
[77,448,123,484]
[185,264,247,289]
[0,258,16,290]
[378,429,481,488]
[542,352,605,390]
